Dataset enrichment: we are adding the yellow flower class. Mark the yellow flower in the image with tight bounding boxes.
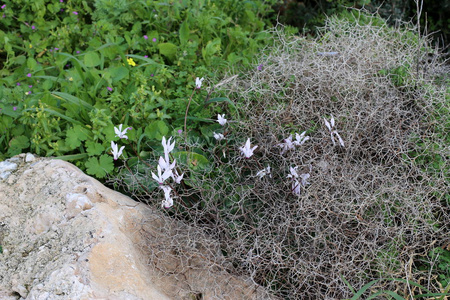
[127,57,136,67]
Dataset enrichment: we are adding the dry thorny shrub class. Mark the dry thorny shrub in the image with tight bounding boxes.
[113,13,449,299]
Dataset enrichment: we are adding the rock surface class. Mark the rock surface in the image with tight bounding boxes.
[0,154,275,300]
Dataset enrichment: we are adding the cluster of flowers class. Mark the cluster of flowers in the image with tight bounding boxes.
[151,136,184,208]
[212,111,345,196]
[109,77,345,206]
[111,124,132,160]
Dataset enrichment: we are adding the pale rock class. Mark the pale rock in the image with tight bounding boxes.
[0,155,276,300]
[25,153,35,163]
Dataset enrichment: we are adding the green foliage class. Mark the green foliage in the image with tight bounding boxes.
[0,0,279,175]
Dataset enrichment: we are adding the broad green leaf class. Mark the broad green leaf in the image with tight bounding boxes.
[65,125,90,149]
[85,141,105,156]
[27,57,38,70]
[84,51,100,68]
[85,154,114,178]
[158,43,177,61]
[172,151,211,171]
[179,20,189,45]
[8,136,30,154]
[106,66,129,83]
[144,120,169,140]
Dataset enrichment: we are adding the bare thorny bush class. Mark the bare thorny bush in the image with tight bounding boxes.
[112,13,449,299]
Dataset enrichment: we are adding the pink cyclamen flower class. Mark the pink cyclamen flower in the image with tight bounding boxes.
[60,0,63,2]
[13,106,17,111]
[144,55,148,58]
[152,38,157,42]
[72,11,78,15]
[107,87,113,92]
[27,73,31,77]
[257,64,263,71]
[177,129,182,134]
[150,74,154,77]
[144,35,148,40]
[31,25,35,30]
[1,5,5,9]
[16,82,21,86]
[28,85,32,88]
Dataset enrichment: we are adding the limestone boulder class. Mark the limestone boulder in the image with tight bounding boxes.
[0,154,275,300]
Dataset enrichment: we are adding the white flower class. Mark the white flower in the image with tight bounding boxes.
[172,169,184,184]
[299,173,310,186]
[217,114,227,126]
[151,165,173,185]
[161,136,175,162]
[287,166,310,195]
[213,132,225,141]
[324,115,344,147]
[287,166,299,179]
[114,124,131,139]
[160,185,174,208]
[294,131,310,146]
[278,131,310,154]
[239,138,258,158]
[195,77,204,89]
[161,136,175,154]
[256,165,271,178]
[278,135,295,154]
[158,156,176,171]
[111,141,125,160]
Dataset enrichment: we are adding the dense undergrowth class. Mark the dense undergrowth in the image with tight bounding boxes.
[1,1,449,299]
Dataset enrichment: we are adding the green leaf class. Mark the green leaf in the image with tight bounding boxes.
[172,151,211,171]
[65,125,90,149]
[51,92,94,111]
[85,141,105,156]
[158,43,177,61]
[105,66,129,83]
[84,51,101,67]
[85,155,114,178]
[144,120,169,140]
[27,57,38,70]
[7,136,30,156]
[350,280,379,300]
[179,20,190,45]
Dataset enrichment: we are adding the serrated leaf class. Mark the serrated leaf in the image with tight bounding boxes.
[85,141,105,156]
[65,125,90,149]
[85,154,114,178]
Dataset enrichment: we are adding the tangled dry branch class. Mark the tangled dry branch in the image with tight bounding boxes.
[112,13,449,299]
